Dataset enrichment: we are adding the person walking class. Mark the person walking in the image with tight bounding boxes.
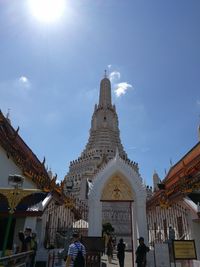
[106,237,113,264]
[24,227,32,252]
[135,237,149,267]
[22,227,32,267]
[18,231,26,252]
[30,233,37,267]
[117,238,126,267]
[66,232,86,267]
[168,226,175,241]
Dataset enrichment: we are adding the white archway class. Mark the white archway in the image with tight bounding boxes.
[88,153,148,254]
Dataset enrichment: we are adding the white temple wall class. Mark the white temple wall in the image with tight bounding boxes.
[0,146,37,189]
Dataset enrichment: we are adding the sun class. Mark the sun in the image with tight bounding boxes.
[29,0,66,23]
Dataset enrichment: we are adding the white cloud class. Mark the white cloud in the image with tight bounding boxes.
[107,64,112,69]
[114,82,132,97]
[18,76,31,88]
[109,71,121,83]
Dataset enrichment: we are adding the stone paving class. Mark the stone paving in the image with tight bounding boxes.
[101,251,133,267]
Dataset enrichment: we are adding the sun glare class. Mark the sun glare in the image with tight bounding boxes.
[29,0,66,23]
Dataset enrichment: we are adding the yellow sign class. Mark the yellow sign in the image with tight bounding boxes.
[173,240,197,260]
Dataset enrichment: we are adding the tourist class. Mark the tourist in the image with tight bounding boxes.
[103,232,110,255]
[24,227,32,251]
[24,227,32,267]
[66,232,86,267]
[117,238,126,267]
[135,237,149,267]
[30,233,37,267]
[169,226,175,241]
[168,226,175,261]
[18,231,26,252]
[106,236,113,264]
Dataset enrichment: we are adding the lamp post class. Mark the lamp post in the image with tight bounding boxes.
[0,174,40,257]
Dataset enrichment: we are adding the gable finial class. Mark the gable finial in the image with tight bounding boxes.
[6,108,11,124]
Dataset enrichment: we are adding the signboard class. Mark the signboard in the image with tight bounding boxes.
[173,240,197,260]
[155,243,170,267]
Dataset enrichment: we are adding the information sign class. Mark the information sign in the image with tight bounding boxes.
[173,240,197,260]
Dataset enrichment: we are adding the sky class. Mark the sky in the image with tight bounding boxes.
[0,0,200,185]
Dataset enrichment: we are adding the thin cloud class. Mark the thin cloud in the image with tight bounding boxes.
[107,64,112,69]
[109,71,121,83]
[18,76,31,88]
[114,82,132,97]
[127,146,137,150]
[44,111,61,126]
[197,100,200,106]
[141,147,150,153]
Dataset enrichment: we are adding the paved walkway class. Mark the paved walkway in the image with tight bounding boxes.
[48,251,133,267]
[101,251,133,267]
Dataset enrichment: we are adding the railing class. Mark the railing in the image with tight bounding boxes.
[0,251,33,267]
[44,226,88,249]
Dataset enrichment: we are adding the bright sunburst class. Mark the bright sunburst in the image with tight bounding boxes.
[29,0,66,23]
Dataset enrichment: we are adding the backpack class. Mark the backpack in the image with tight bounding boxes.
[73,244,85,267]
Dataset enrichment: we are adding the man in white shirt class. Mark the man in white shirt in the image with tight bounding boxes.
[66,232,86,267]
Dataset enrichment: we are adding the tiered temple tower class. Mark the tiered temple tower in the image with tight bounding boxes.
[64,73,139,200]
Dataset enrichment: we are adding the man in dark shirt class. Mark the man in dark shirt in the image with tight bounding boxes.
[135,237,149,267]
[24,227,32,267]
[117,238,126,267]
[24,227,32,251]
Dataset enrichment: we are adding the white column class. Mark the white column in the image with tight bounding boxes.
[136,196,148,242]
[132,202,138,254]
[88,198,102,236]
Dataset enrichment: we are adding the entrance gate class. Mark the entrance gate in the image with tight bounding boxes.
[102,201,133,250]
[88,153,148,267]
[102,200,134,265]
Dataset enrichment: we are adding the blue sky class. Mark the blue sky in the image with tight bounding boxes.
[0,0,200,185]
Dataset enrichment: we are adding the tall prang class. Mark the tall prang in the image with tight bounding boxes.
[64,73,139,200]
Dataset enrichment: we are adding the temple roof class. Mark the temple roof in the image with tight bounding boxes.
[0,111,83,216]
[0,110,51,190]
[147,141,200,208]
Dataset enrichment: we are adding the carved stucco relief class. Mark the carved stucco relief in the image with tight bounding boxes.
[101,174,134,201]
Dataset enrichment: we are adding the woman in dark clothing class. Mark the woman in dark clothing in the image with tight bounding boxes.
[117,238,126,267]
[135,237,149,267]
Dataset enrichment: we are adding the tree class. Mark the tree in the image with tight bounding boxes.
[102,222,115,235]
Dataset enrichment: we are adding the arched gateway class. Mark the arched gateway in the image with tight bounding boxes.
[88,151,148,255]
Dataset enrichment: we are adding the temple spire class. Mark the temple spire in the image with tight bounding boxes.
[99,71,112,107]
